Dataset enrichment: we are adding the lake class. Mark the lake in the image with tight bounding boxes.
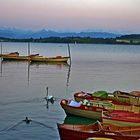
[0,42,140,140]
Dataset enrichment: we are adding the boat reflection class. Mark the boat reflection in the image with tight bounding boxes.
[1,59,70,77]
[30,61,69,69]
[0,57,2,77]
[63,115,96,125]
[66,63,71,87]
[2,59,28,64]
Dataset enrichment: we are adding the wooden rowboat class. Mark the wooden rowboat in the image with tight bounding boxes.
[1,52,30,61]
[31,55,69,62]
[1,52,20,57]
[60,99,109,120]
[114,90,140,105]
[57,121,140,140]
[102,110,140,127]
[74,91,120,103]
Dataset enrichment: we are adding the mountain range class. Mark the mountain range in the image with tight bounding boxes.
[0,27,121,39]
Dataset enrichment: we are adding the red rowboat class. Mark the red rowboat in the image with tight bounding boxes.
[61,99,109,120]
[102,110,140,127]
[57,121,140,140]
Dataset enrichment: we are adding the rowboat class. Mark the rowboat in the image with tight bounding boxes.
[74,91,117,102]
[1,52,30,61]
[114,90,140,105]
[60,99,109,120]
[1,52,19,57]
[74,90,140,106]
[102,110,140,127]
[30,55,70,62]
[57,121,140,140]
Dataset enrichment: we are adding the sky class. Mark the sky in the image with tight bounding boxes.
[0,0,140,33]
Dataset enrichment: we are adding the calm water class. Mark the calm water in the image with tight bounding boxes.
[0,42,140,140]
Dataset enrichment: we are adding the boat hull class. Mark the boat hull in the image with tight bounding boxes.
[2,56,29,61]
[103,118,140,127]
[31,57,69,62]
[102,110,140,127]
[62,105,102,120]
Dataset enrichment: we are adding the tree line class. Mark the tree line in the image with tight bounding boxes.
[0,35,140,44]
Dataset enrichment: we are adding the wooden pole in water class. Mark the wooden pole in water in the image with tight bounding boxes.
[68,44,71,65]
[0,40,2,56]
[28,42,30,56]
[28,42,30,61]
[0,41,2,76]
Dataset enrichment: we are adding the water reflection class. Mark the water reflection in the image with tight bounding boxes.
[30,61,69,68]
[66,63,71,87]
[1,60,71,85]
[27,61,30,85]
[63,115,96,125]
[66,44,71,88]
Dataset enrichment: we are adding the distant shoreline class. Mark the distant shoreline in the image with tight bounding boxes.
[0,35,140,45]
